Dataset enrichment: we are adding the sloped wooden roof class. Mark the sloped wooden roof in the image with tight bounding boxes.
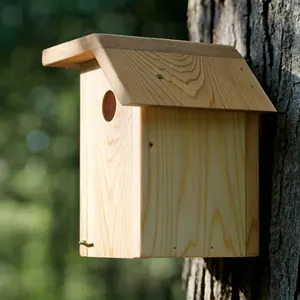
[42,34,276,112]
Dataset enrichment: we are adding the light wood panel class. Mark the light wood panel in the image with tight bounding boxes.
[42,33,241,68]
[79,60,140,258]
[140,108,247,257]
[79,62,90,257]
[94,48,276,112]
[245,113,259,256]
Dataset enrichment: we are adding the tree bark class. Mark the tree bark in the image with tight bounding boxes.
[183,1,300,299]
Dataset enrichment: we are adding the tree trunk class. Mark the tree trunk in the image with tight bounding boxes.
[183,1,300,299]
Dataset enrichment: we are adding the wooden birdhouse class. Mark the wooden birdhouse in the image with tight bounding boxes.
[42,34,276,259]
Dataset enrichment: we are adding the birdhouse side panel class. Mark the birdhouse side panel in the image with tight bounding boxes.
[140,108,248,258]
[79,61,141,258]
[245,113,259,256]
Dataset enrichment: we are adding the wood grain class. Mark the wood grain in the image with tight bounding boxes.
[42,33,241,68]
[245,113,259,256]
[79,60,140,258]
[94,48,276,112]
[140,108,247,257]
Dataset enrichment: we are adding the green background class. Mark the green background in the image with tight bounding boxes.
[0,0,188,299]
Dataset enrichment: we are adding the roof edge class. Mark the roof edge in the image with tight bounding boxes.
[42,33,242,68]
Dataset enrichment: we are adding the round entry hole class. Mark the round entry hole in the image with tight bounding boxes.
[102,90,116,122]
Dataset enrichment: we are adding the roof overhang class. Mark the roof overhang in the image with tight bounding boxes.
[42,34,276,112]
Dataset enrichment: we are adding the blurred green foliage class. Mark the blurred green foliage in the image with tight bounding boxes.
[0,0,188,299]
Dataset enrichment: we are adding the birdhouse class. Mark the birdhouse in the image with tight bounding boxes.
[42,34,276,259]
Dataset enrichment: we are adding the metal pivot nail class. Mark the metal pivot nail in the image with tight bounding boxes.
[78,240,94,247]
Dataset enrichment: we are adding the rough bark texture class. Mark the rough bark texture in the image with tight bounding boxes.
[183,1,300,299]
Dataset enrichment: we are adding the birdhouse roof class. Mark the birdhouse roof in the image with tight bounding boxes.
[42,34,276,112]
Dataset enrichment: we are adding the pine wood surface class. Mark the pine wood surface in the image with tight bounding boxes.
[94,47,276,112]
[80,61,140,258]
[42,33,242,68]
[140,108,248,257]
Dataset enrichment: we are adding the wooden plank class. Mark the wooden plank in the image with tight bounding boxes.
[79,60,140,258]
[132,106,142,257]
[79,62,89,257]
[94,48,276,112]
[140,108,247,257]
[245,113,259,256]
[42,33,242,68]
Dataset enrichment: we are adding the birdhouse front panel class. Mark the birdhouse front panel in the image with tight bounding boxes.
[79,60,141,258]
[42,34,276,258]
